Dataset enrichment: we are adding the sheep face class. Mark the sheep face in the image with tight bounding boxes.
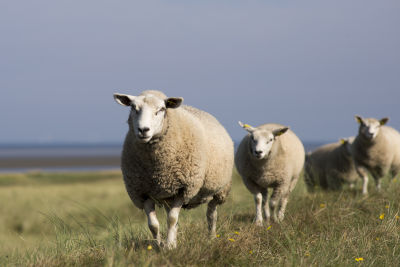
[355,116,388,141]
[114,93,183,143]
[249,130,275,159]
[238,121,289,160]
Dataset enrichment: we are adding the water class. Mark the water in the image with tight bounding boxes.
[0,141,326,173]
[0,166,120,174]
[0,144,122,158]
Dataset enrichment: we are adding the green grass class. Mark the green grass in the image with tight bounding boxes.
[0,170,399,266]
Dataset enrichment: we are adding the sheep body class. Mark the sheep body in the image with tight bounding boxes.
[235,123,304,223]
[304,138,358,191]
[122,104,233,209]
[352,117,400,194]
[117,90,233,248]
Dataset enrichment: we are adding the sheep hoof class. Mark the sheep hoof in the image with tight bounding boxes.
[255,220,263,227]
[272,214,282,223]
[165,240,177,250]
[209,232,217,239]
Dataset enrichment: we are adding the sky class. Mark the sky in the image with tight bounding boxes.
[0,0,399,144]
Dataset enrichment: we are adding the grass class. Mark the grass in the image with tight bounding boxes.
[0,170,399,266]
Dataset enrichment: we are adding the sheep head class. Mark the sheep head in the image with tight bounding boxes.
[355,115,388,141]
[114,91,183,143]
[339,137,353,156]
[239,121,289,160]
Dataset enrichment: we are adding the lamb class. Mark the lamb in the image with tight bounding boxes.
[235,122,305,224]
[304,138,359,192]
[352,115,400,194]
[113,90,233,249]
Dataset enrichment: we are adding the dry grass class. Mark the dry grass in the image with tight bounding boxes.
[0,171,399,266]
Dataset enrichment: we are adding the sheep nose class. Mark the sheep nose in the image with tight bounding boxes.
[255,150,263,155]
[138,127,150,134]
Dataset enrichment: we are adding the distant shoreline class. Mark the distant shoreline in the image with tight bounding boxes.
[0,141,326,172]
[0,156,120,170]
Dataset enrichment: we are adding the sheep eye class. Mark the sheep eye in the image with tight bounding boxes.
[156,107,166,115]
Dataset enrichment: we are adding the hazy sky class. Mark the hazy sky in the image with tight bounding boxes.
[1,0,399,144]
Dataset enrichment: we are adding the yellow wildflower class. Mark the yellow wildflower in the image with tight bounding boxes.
[216,234,220,238]
[320,203,326,208]
[147,245,152,251]
[234,231,240,235]
[396,215,400,220]
[379,213,385,220]
[355,257,364,262]
[249,250,253,254]
[266,225,272,231]
[376,237,380,241]
[305,252,310,257]
[228,238,235,242]
[385,205,389,209]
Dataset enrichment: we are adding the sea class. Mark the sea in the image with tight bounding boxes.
[0,141,326,173]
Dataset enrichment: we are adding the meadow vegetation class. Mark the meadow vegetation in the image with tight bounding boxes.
[0,170,399,266]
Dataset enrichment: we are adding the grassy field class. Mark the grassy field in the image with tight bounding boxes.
[0,170,399,266]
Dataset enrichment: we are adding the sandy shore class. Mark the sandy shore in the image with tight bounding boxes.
[0,156,120,169]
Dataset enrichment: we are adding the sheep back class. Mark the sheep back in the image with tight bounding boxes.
[305,140,358,190]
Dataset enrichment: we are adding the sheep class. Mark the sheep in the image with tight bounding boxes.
[304,137,359,192]
[352,115,400,194]
[235,122,305,224]
[113,90,234,249]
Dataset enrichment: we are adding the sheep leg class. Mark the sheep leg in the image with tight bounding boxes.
[269,187,281,222]
[207,199,218,238]
[362,175,369,195]
[278,195,289,222]
[304,169,315,193]
[254,192,263,226]
[356,165,369,195]
[373,176,381,191]
[270,185,289,222]
[278,184,290,222]
[289,174,300,193]
[165,197,183,249]
[262,189,270,223]
[144,199,161,245]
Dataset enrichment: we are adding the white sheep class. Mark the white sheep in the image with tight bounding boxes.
[352,115,400,194]
[235,122,305,224]
[304,138,359,191]
[113,90,234,249]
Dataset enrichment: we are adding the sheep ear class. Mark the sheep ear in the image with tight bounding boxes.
[379,117,389,125]
[339,138,348,145]
[273,127,289,137]
[238,121,255,132]
[355,115,364,124]
[114,93,135,106]
[165,97,183,109]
